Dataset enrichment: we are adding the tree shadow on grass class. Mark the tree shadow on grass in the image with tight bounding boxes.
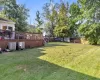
[0,45,100,80]
[23,48,100,80]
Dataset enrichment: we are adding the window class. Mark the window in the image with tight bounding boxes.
[3,26,7,30]
[8,27,13,31]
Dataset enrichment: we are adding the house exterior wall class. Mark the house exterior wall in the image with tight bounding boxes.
[0,23,2,29]
[0,21,15,31]
[0,21,15,39]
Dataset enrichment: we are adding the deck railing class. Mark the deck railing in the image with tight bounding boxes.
[0,30,44,50]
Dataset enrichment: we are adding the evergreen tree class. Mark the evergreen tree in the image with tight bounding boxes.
[54,1,70,41]
[35,11,43,27]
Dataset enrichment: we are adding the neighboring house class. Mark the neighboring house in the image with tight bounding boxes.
[38,23,46,36]
[28,25,36,28]
[0,17,15,39]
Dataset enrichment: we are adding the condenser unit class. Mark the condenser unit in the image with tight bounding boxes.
[8,42,16,50]
[18,42,25,49]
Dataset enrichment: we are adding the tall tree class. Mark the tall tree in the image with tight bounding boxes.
[35,11,43,27]
[3,0,29,32]
[43,0,58,37]
[69,3,81,38]
[78,0,100,45]
[54,1,70,41]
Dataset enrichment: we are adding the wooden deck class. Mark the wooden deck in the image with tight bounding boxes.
[0,39,44,50]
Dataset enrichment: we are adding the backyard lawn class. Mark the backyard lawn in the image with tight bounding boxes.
[0,42,100,80]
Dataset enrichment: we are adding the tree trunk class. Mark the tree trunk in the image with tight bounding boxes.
[63,37,64,42]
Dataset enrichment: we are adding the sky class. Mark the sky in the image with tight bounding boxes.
[16,0,77,25]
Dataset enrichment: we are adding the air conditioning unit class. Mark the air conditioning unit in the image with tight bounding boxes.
[18,42,25,49]
[8,42,16,50]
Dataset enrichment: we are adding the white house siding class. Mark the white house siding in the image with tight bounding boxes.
[0,21,15,31]
[0,20,15,39]
[0,24,2,29]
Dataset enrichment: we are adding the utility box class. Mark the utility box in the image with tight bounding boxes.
[18,42,25,49]
[8,42,16,50]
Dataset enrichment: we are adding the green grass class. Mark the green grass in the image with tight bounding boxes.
[0,42,100,80]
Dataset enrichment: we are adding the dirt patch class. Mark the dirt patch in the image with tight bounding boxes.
[17,65,27,72]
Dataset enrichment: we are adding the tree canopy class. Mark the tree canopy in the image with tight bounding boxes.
[2,0,29,32]
[78,0,100,44]
[35,11,43,28]
[43,0,58,37]
[54,2,70,39]
[69,3,81,38]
